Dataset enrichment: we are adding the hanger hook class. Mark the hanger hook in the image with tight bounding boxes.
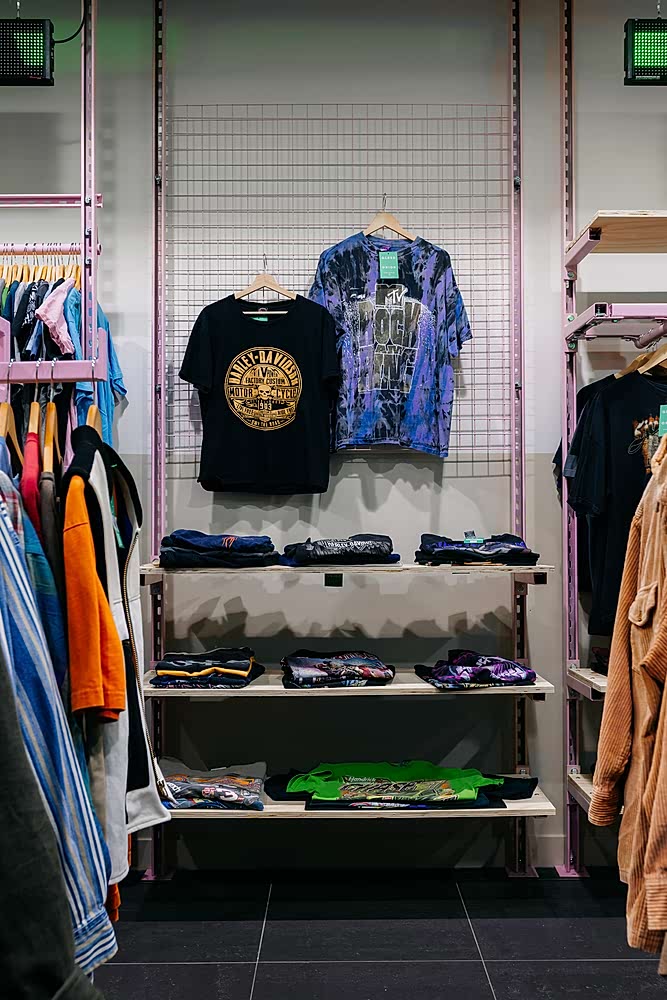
[382,192,387,212]
[263,253,268,273]
[49,358,57,402]
[34,358,41,402]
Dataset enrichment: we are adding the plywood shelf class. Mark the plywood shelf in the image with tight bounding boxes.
[565,210,667,269]
[144,669,554,700]
[568,773,594,815]
[140,562,552,585]
[165,785,555,821]
[566,666,607,701]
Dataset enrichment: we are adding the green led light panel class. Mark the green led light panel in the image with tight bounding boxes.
[0,19,54,86]
[625,18,667,85]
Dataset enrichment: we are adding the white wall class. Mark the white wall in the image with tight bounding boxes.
[2,0,662,869]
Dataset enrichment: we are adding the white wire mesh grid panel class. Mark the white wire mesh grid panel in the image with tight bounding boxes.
[166,103,511,479]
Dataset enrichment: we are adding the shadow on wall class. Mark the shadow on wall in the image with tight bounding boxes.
[164,594,513,663]
[0,114,67,192]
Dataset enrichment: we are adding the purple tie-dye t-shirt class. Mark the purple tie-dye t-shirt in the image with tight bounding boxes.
[309,232,471,457]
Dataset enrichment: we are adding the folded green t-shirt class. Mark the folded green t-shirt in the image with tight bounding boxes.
[286,761,504,802]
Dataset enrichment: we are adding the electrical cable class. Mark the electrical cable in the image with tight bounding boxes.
[53,14,85,44]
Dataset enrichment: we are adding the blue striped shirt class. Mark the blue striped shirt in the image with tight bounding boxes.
[0,502,117,973]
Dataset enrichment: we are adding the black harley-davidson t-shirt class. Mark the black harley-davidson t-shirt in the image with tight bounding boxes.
[180,295,339,494]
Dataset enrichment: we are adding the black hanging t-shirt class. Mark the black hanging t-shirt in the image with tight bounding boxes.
[566,372,667,634]
[180,295,339,494]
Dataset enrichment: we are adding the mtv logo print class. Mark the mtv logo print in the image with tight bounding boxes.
[356,283,422,392]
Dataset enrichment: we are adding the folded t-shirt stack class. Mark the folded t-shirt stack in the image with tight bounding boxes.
[281,649,395,689]
[150,646,265,689]
[416,649,536,690]
[415,533,540,566]
[160,529,280,568]
[160,757,266,810]
[266,761,538,811]
[282,533,400,566]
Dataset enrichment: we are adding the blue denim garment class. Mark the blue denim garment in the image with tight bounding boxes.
[164,529,275,553]
[0,503,116,973]
[63,288,126,444]
[22,510,67,691]
[1,279,19,321]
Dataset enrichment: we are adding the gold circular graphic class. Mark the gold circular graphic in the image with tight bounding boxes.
[224,348,302,432]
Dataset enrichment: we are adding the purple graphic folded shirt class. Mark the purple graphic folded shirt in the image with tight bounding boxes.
[416,649,536,690]
[309,232,471,457]
[282,649,395,689]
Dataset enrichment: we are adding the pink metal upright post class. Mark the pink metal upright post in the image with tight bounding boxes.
[152,0,167,560]
[81,0,98,366]
[559,0,585,877]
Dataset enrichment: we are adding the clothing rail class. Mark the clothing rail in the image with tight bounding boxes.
[0,195,103,209]
[0,243,102,256]
[0,316,108,389]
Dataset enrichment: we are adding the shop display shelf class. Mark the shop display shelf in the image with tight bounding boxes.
[164,785,556,821]
[144,668,554,700]
[140,562,553,585]
[565,210,667,270]
[567,773,594,816]
[566,665,607,701]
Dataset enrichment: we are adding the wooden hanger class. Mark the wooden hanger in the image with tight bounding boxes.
[0,403,23,466]
[43,362,61,475]
[27,361,43,437]
[638,342,667,375]
[615,351,654,379]
[0,362,23,466]
[86,403,103,437]
[234,257,296,315]
[363,194,415,241]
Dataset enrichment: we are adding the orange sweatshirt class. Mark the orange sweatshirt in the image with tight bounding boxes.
[63,475,126,719]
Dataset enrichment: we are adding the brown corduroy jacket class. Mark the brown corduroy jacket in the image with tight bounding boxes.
[590,434,667,965]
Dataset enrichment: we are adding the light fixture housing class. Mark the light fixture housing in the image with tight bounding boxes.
[625,18,667,85]
[0,19,54,86]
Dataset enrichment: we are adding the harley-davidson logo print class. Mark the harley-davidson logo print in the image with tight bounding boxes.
[224,348,302,431]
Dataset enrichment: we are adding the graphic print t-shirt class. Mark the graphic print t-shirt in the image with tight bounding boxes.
[566,372,667,634]
[179,296,339,494]
[309,233,471,457]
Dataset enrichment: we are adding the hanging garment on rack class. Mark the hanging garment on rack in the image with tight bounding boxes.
[281,533,400,566]
[0,640,104,1000]
[63,427,170,885]
[0,500,116,973]
[180,296,339,494]
[160,757,266,811]
[309,232,471,456]
[20,428,44,539]
[63,288,126,446]
[553,375,616,592]
[415,650,536,690]
[589,434,667,967]
[566,371,667,635]
[281,649,395,689]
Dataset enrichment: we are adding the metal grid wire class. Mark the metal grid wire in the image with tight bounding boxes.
[165,103,511,479]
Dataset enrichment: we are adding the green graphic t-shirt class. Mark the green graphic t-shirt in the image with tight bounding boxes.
[286,761,503,802]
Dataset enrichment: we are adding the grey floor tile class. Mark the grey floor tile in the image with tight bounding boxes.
[114,920,262,963]
[94,962,254,1000]
[260,875,477,961]
[488,959,663,999]
[459,877,635,960]
[252,961,493,999]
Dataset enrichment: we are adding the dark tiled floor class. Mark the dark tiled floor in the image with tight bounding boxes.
[95,869,665,1000]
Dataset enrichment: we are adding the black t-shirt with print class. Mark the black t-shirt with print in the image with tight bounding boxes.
[566,372,667,634]
[180,295,339,494]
